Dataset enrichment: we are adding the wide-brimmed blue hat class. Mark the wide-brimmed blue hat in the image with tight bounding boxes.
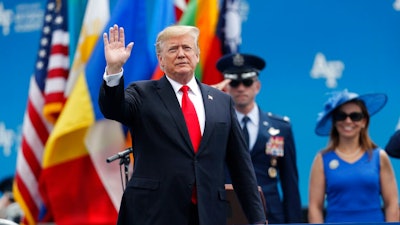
[315,89,388,136]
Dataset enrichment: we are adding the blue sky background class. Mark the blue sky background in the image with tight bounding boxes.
[239,0,400,206]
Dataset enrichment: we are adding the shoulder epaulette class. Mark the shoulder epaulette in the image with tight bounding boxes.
[267,112,291,123]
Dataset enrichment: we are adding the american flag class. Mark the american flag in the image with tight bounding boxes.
[43,0,70,124]
[13,0,69,224]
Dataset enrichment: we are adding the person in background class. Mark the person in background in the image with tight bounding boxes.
[0,177,22,224]
[385,129,400,221]
[215,53,302,224]
[308,89,399,223]
[98,25,266,225]
[385,129,400,159]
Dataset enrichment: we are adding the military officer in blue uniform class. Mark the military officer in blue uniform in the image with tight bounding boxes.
[215,53,302,224]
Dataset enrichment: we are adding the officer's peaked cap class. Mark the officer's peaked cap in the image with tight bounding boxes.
[216,53,266,80]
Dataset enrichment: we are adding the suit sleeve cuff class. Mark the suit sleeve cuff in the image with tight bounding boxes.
[103,67,123,87]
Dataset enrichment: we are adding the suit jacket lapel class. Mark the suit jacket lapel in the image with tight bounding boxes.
[198,83,216,153]
[156,76,194,154]
[252,109,270,156]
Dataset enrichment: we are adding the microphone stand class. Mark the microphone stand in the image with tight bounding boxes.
[106,147,133,191]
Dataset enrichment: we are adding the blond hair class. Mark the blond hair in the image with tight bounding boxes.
[155,25,200,55]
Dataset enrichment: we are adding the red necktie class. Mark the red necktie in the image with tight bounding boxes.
[180,85,201,204]
[180,85,201,153]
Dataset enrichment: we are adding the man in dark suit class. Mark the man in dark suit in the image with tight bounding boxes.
[98,25,266,225]
[385,129,400,159]
[215,53,302,224]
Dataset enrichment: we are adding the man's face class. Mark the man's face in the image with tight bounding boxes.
[157,35,199,79]
[227,77,261,109]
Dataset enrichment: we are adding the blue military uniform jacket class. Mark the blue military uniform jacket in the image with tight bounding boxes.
[227,107,302,223]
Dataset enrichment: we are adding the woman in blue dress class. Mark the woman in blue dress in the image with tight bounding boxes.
[308,89,399,223]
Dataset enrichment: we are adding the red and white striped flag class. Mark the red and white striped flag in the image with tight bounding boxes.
[13,0,69,224]
[43,0,70,124]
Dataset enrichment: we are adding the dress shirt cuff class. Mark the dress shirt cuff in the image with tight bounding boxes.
[103,67,123,87]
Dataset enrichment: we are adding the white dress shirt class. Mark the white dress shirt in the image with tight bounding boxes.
[166,76,205,135]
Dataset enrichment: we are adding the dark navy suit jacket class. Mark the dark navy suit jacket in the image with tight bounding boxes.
[99,76,266,225]
[385,129,400,158]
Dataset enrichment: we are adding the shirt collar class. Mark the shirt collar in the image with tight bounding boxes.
[166,76,200,96]
[236,104,259,125]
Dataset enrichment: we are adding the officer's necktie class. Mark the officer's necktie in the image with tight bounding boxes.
[180,85,201,152]
[242,116,250,149]
[181,85,201,204]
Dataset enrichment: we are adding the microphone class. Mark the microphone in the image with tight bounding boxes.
[106,147,133,163]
